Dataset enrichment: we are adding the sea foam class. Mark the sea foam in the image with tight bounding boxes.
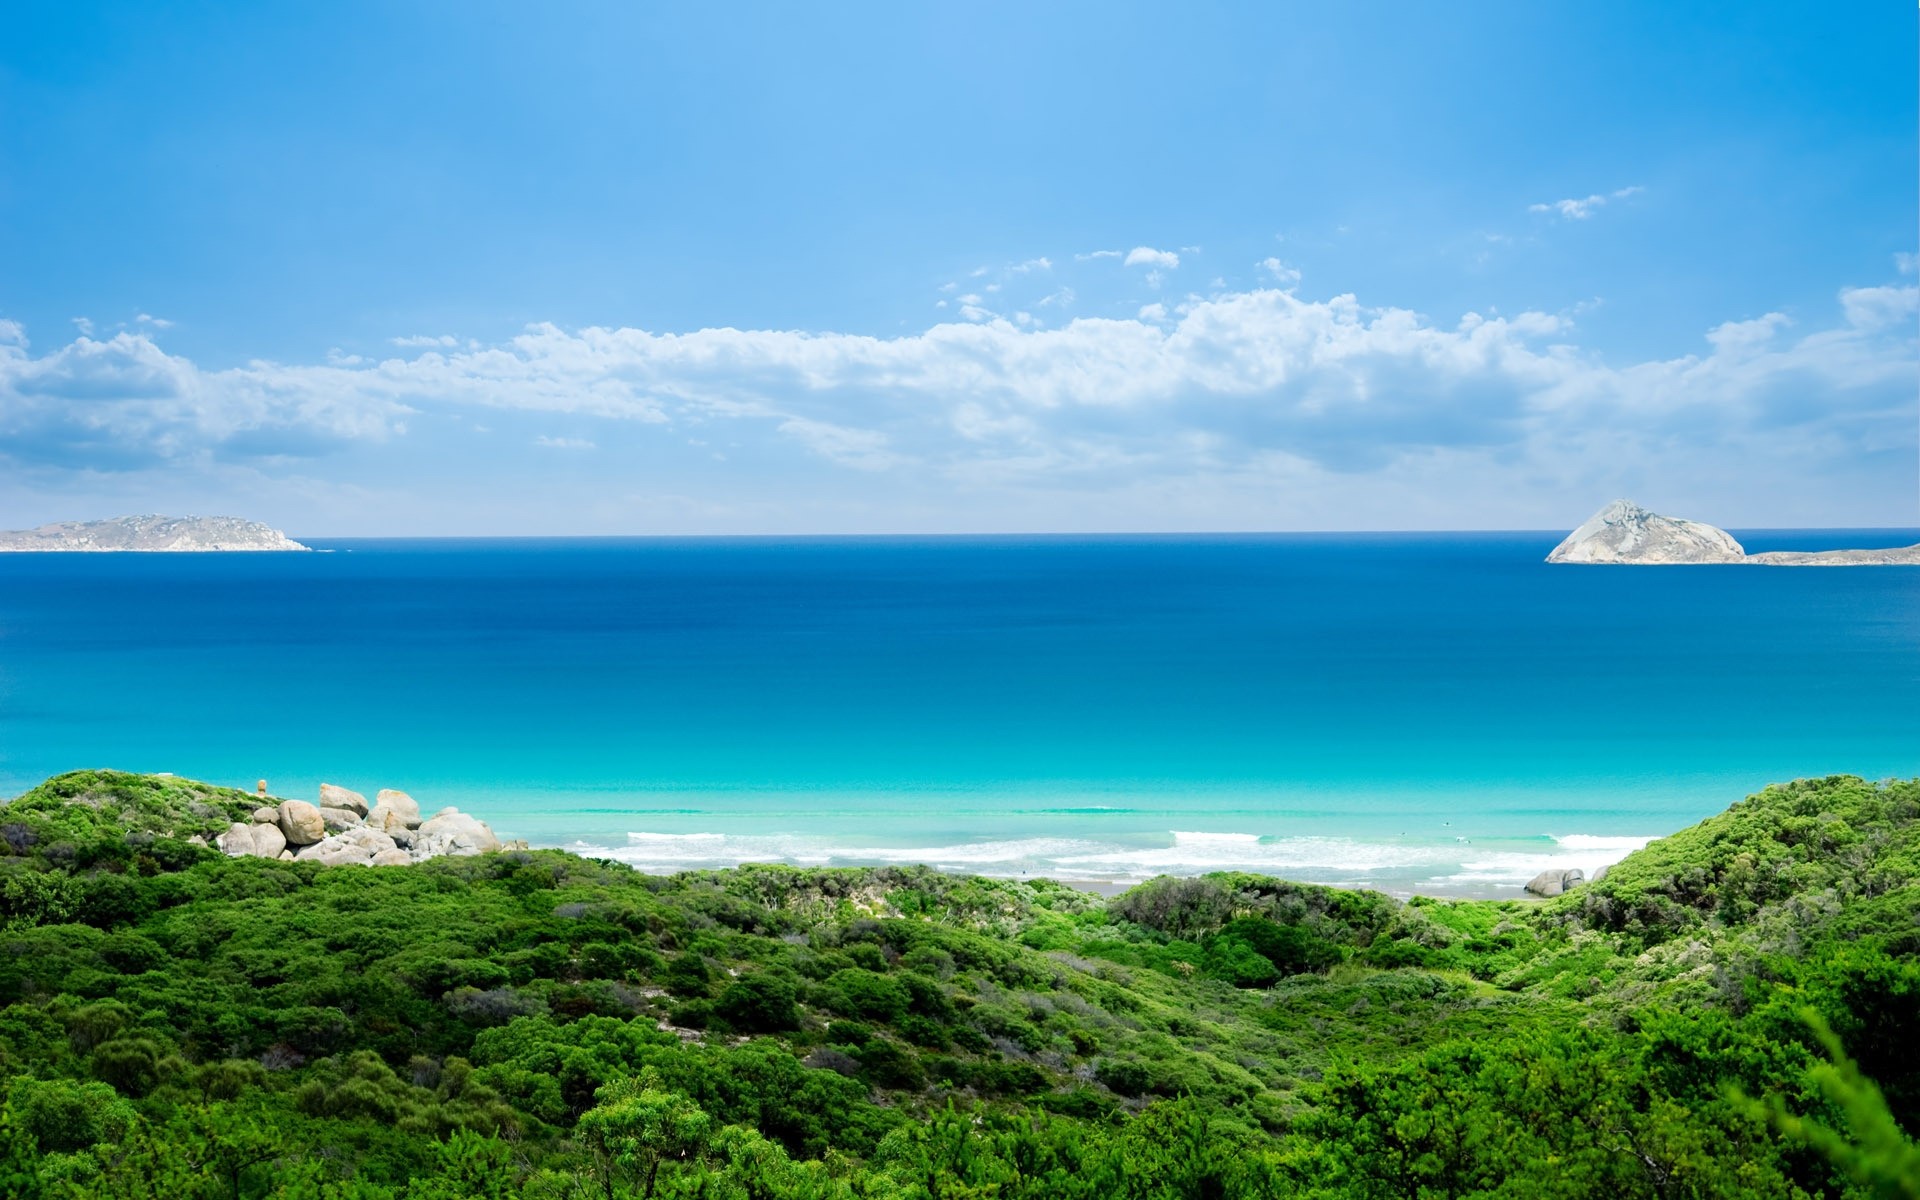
[569,826,1663,892]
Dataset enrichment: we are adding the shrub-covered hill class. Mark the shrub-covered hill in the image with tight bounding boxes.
[0,769,1915,1198]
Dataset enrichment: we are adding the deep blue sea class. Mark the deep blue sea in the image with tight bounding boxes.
[1,532,1915,895]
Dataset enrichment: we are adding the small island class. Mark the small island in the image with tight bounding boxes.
[1547,499,1920,565]
[0,514,309,552]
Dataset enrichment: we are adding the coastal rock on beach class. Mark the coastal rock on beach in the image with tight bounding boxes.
[216,783,509,867]
[371,789,422,828]
[1545,500,1744,565]
[0,514,309,552]
[366,806,409,834]
[277,799,326,846]
[216,822,287,858]
[1525,868,1586,897]
[318,783,369,816]
[318,806,362,833]
[417,808,502,855]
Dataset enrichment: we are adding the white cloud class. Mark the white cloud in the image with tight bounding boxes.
[135,313,174,329]
[1076,250,1123,260]
[1010,257,1052,273]
[1124,246,1180,269]
[392,334,461,348]
[775,416,900,470]
[1838,285,1918,332]
[1895,252,1917,276]
[1529,185,1644,220]
[0,275,1910,524]
[71,317,94,336]
[1257,257,1302,285]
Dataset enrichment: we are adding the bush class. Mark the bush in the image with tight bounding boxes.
[826,969,909,1022]
[714,974,801,1033]
[664,952,712,998]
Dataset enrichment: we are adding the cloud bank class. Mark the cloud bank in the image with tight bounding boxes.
[1,273,1913,529]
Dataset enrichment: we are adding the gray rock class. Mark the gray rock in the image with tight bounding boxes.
[277,799,326,846]
[1591,865,1610,884]
[249,822,287,858]
[1524,868,1586,898]
[366,805,410,834]
[295,838,369,867]
[251,806,279,823]
[216,822,288,858]
[278,849,294,861]
[216,823,258,856]
[1546,500,1744,565]
[370,849,412,867]
[291,826,398,868]
[318,806,363,833]
[338,826,397,855]
[318,783,370,817]
[371,789,422,829]
[416,808,501,855]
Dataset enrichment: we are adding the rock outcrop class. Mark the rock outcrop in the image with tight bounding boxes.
[416,808,502,855]
[217,822,288,859]
[1746,544,1920,566]
[277,800,326,846]
[318,806,363,833]
[318,783,369,816]
[214,784,520,867]
[371,789,422,828]
[0,515,309,552]
[1546,501,1744,565]
[1549,500,1920,566]
[1524,868,1585,897]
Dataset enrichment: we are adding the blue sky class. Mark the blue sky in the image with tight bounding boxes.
[1,1,1914,534]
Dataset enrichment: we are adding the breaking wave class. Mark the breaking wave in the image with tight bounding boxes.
[556,828,1661,893]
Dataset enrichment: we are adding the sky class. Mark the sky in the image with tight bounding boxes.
[0,1,1915,535]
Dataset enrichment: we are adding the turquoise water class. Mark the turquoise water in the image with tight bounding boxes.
[1,532,1915,895]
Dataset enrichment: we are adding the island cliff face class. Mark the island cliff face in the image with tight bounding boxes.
[0,514,308,552]
[1545,500,1745,564]
[1547,500,1920,565]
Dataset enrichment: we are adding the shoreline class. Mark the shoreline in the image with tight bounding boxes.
[531,833,1616,902]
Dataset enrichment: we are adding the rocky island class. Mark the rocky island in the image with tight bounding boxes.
[1546,499,1920,565]
[0,514,309,552]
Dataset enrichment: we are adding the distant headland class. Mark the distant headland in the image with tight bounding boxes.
[1547,500,1920,566]
[0,514,309,552]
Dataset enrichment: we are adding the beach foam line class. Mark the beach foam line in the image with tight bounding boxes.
[555,826,1667,888]
[1553,834,1658,852]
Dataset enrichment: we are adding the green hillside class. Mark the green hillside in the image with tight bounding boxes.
[1,770,1914,1198]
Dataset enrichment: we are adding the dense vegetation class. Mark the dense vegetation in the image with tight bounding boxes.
[0,769,1915,1197]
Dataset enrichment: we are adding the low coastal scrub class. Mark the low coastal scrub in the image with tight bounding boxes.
[0,770,1915,1197]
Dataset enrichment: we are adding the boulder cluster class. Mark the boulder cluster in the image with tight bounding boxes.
[1523,864,1607,898]
[214,783,515,866]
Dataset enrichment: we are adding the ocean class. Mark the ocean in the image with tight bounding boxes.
[1,532,1915,896]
